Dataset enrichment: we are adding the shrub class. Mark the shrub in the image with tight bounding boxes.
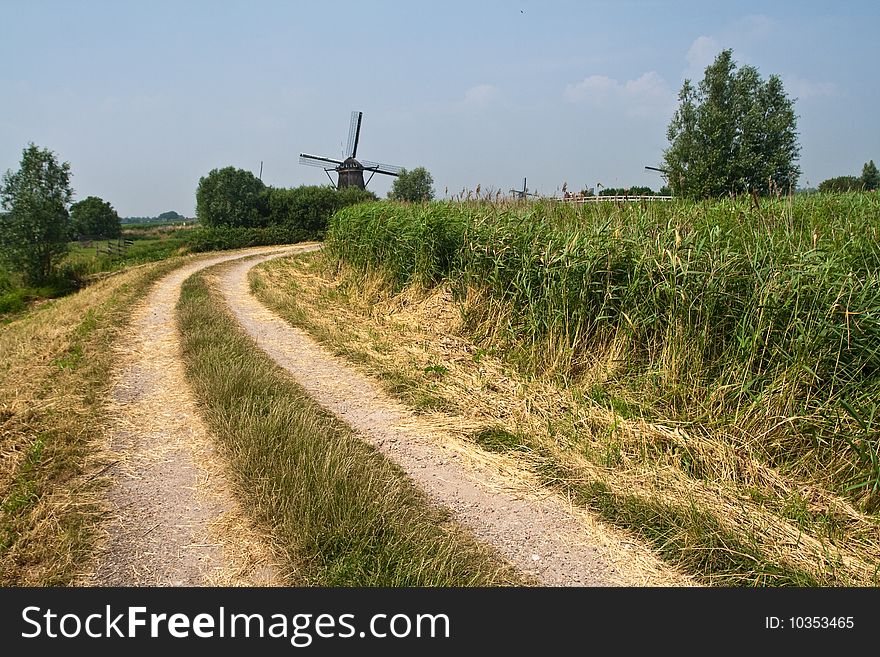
[267,185,375,238]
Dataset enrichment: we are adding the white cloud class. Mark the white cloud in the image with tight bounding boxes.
[684,36,721,80]
[783,75,838,100]
[564,71,675,118]
[424,83,502,116]
[564,75,617,102]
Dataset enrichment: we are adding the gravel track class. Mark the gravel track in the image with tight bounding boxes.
[85,246,688,587]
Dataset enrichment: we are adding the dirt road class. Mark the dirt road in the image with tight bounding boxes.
[85,245,689,587]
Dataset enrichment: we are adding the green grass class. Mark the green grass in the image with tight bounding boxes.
[327,194,880,509]
[471,427,529,453]
[176,267,523,586]
[252,248,880,586]
[66,227,194,272]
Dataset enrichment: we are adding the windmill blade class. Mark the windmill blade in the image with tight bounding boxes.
[300,153,343,168]
[346,111,363,158]
[361,159,403,176]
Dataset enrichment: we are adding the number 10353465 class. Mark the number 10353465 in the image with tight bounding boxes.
[765,616,854,629]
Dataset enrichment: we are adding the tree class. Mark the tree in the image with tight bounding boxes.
[195,166,268,228]
[0,143,73,284]
[388,167,435,202]
[158,210,183,221]
[818,176,862,193]
[70,196,121,238]
[862,160,879,191]
[664,50,800,198]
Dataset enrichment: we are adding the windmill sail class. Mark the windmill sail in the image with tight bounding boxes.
[299,153,344,168]
[360,159,402,176]
[346,111,363,158]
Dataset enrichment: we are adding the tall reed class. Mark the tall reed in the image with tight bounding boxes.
[328,194,880,506]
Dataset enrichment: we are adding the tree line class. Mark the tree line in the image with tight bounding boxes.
[817,161,879,192]
[124,210,187,224]
[195,166,376,232]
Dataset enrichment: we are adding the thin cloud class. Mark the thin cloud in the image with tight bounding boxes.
[684,36,721,80]
[737,14,774,39]
[564,71,675,118]
[422,83,502,117]
[783,75,838,100]
[461,84,500,109]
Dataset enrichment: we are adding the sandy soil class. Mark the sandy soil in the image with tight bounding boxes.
[82,247,304,586]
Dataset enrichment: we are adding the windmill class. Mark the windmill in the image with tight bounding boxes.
[299,111,403,190]
[645,165,674,196]
[510,177,538,199]
[645,165,670,185]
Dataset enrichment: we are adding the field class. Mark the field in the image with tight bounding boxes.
[0,222,196,320]
[66,222,196,273]
[248,192,880,585]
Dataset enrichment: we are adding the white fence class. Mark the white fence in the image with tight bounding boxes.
[560,195,673,203]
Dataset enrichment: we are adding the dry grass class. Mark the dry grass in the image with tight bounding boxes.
[178,265,524,586]
[250,252,880,586]
[0,257,188,585]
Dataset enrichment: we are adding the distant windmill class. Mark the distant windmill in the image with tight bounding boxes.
[645,165,670,185]
[510,177,538,199]
[299,111,403,189]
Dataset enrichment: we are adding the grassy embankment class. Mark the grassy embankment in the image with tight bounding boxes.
[0,257,188,585]
[176,264,523,586]
[0,222,195,320]
[250,193,880,586]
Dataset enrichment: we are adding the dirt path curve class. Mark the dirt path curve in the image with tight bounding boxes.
[83,246,305,586]
[219,252,692,586]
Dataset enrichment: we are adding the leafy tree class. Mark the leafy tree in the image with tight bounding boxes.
[817,176,862,193]
[70,196,121,238]
[158,210,183,221]
[664,50,800,198]
[267,185,375,236]
[388,167,435,202]
[195,166,268,228]
[861,160,879,191]
[0,143,73,284]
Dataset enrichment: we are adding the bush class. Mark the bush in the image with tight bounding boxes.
[187,225,315,252]
[267,185,375,238]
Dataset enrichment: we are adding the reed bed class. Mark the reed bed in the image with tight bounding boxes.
[328,194,880,511]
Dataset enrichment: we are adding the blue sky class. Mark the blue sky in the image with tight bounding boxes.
[2,0,878,216]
